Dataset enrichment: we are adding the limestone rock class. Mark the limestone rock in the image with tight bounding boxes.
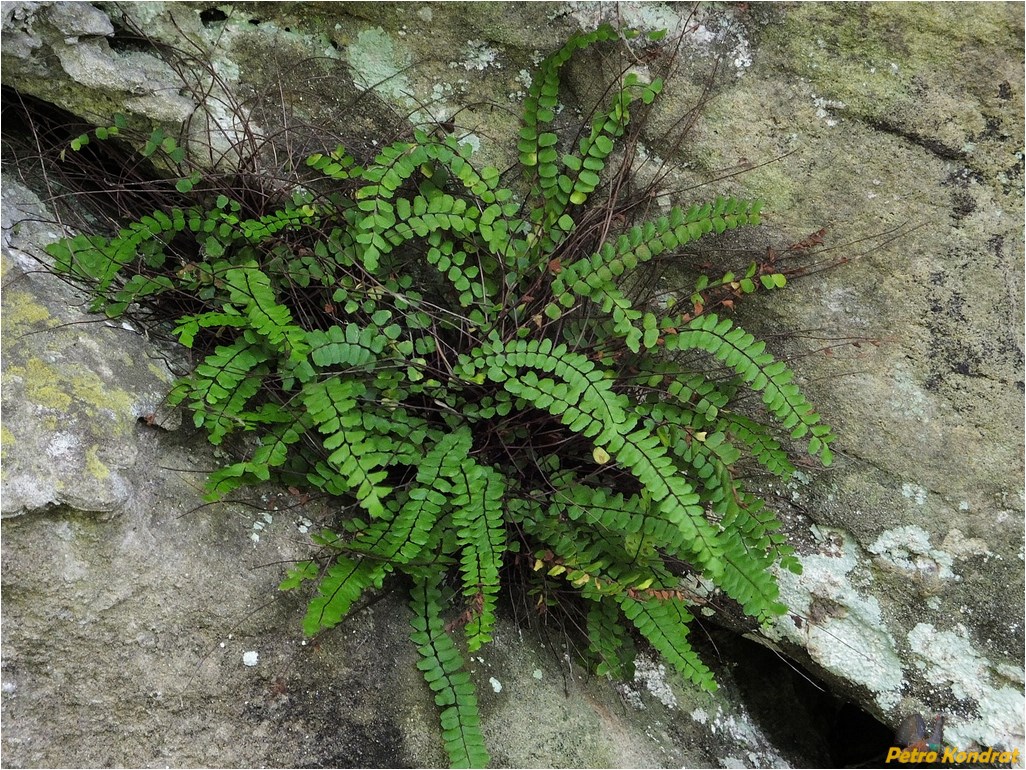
[1,177,179,516]
[2,1,1022,765]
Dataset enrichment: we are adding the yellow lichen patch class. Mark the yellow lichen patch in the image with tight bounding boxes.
[1,424,15,448]
[70,373,135,417]
[146,361,174,383]
[4,358,135,429]
[6,358,73,411]
[1,289,57,339]
[85,444,111,480]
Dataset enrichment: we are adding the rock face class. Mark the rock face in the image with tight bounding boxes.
[2,1,1022,766]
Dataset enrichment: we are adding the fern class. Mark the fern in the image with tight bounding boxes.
[49,24,838,768]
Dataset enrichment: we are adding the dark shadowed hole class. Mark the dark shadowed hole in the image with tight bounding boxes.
[0,87,177,227]
[700,629,894,768]
[200,8,228,26]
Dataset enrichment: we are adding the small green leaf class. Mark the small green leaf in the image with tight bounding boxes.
[593,135,614,155]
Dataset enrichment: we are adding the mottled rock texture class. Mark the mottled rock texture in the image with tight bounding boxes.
[2,1,1022,766]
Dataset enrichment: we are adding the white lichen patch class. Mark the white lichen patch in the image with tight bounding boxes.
[869,525,957,580]
[242,650,259,667]
[888,358,936,422]
[811,614,904,710]
[812,95,846,126]
[708,705,791,767]
[346,26,465,133]
[452,40,500,71]
[250,511,273,543]
[770,527,905,710]
[633,653,677,709]
[347,27,411,99]
[901,482,928,505]
[566,3,752,74]
[614,680,645,710]
[907,623,1026,751]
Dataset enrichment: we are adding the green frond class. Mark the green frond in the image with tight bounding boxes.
[168,335,271,445]
[620,595,716,692]
[44,207,189,314]
[546,199,764,338]
[205,413,306,499]
[410,574,490,769]
[224,263,309,361]
[586,599,637,679]
[664,313,836,464]
[301,377,393,517]
[721,413,796,479]
[303,554,390,637]
[450,459,507,650]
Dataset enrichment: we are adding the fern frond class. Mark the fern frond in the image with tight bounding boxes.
[301,430,474,636]
[301,377,393,517]
[664,313,836,464]
[450,459,507,650]
[169,335,271,445]
[205,412,306,499]
[224,263,309,361]
[519,24,618,178]
[620,594,716,692]
[586,599,637,679]
[720,413,796,479]
[173,309,249,349]
[303,554,390,637]
[545,199,764,348]
[46,207,189,313]
[409,574,490,769]
[717,531,787,622]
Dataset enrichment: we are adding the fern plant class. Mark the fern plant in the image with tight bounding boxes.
[47,24,834,768]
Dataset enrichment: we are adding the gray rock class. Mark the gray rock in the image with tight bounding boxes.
[1,177,179,516]
[2,0,1023,765]
[47,1,114,40]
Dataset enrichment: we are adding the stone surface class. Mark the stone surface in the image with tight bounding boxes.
[1,1,1023,765]
[1,179,179,515]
